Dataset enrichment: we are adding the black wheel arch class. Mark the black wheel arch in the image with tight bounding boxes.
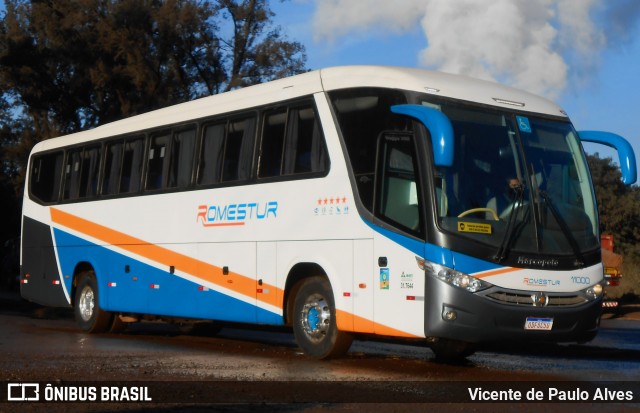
[71,261,96,305]
[283,262,328,326]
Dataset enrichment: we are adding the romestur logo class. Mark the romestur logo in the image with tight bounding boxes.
[517,256,559,268]
[197,201,278,227]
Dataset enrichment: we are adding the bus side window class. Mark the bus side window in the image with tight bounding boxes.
[146,133,170,190]
[329,88,408,213]
[198,122,225,186]
[259,103,328,179]
[223,116,255,182]
[282,104,328,175]
[375,133,423,236]
[103,141,123,195]
[30,151,64,203]
[120,137,144,194]
[62,149,82,200]
[259,109,287,178]
[168,128,196,189]
[78,146,100,198]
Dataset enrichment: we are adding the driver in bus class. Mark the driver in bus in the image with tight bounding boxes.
[486,177,523,219]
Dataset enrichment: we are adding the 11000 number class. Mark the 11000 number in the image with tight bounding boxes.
[571,276,591,285]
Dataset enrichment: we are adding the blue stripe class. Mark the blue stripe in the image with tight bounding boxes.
[363,220,453,267]
[451,251,504,275]
[52,229,282,325]
[364,220,505,274]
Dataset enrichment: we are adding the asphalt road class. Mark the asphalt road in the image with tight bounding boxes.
[1,291,639,412]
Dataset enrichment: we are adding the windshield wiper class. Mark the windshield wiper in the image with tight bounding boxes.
[494,183,525,262]
[537,190,585,267]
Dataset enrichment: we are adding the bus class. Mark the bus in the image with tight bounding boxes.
[21,66,637,359]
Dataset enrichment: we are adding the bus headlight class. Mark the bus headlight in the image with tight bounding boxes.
[584,283,604,300]
[424,262,493,293]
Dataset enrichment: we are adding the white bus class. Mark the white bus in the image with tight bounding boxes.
[21,66,637,359]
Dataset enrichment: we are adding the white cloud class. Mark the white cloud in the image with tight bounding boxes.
[418,0,570,98]
[311,0,640,99]
[312,0,424,42]
[556,0,605,54]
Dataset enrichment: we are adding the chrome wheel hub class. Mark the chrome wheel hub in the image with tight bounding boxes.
[300,294,331,342]
[78,286,95,322]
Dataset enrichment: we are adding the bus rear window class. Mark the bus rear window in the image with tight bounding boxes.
[30,151,64,203]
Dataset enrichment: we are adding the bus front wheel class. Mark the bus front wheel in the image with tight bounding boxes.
[292,276,353,359]
[74,272,113,333]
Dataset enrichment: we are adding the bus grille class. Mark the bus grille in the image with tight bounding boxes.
[485,291,587,307]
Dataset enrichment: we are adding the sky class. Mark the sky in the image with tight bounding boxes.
[1,1,638,177]
[273,0,640,180]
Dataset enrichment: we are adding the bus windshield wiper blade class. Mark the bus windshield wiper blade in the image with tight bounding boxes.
[537,190,585,267]
[494,184,525,262]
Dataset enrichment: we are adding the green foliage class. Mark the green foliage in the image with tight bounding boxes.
[587,154,640,260]
[615,258,640,301]
[0,0,307,243]
[219,0,306,91]
[587,153,640,299]
[1,0,305,133]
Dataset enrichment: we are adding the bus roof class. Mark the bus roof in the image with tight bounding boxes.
[320,66,566,117]
[32,65,567,152]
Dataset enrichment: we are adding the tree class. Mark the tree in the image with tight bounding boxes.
[0,94,23,242]
[0,0,307,241]
[219,0,306,91]
[1,0,305,132]
[587,153,640,261]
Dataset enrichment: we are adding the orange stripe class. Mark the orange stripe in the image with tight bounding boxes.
[474,266,521,279]
[50,208,282,309]
[336,309,421,338]
[201,222,245,227]
[52,208,420,339]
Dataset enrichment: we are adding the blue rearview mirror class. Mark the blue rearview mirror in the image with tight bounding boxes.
[578,130,637,185]
[391,104,454,167]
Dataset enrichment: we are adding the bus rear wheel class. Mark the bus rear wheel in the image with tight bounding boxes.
[74,271,113,333]
[292,276,353,359]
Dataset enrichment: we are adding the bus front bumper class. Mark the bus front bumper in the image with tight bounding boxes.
[424,276,602,344]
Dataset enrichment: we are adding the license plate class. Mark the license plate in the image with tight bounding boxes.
[524,317,553,331]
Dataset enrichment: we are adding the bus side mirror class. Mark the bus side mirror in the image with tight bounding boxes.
[578,131,637,185]
[391,104,454,167]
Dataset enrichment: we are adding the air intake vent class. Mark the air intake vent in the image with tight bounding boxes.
[485,290,587,307]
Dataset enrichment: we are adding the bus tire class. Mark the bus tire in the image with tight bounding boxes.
[429,338,476,360]
[292,276,353,359]
[74,272,113,333]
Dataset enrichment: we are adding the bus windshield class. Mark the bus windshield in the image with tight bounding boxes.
[429,100,599,257]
